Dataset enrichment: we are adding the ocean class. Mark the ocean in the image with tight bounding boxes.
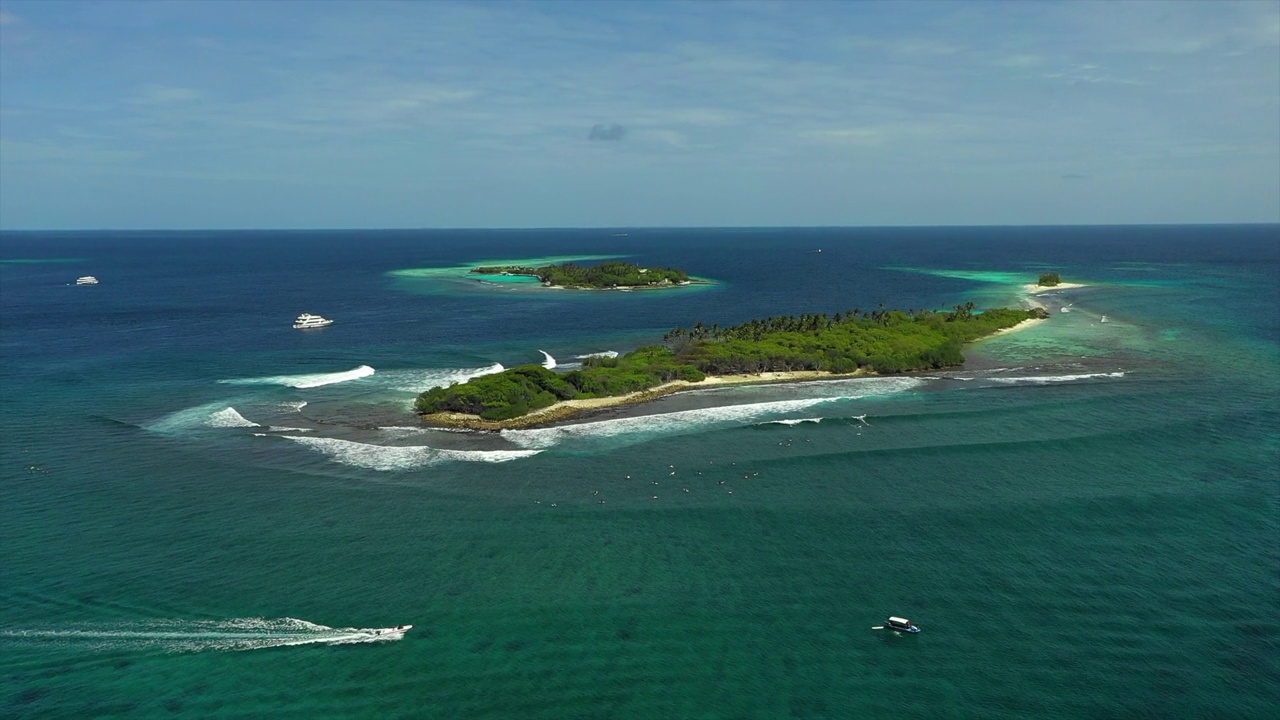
[1,226,1277,718]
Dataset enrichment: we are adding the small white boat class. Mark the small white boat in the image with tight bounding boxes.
[884,616,920,633]
[75,276,99,285]
[293,313,334,329]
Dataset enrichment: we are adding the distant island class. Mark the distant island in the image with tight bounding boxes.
[1026,273,1086,295]
[469,261,695,289]
[417,303,1049,428]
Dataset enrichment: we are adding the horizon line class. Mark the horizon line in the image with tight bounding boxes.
[3,221,1278,233]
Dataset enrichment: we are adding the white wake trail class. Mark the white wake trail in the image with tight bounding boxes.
[0,617,411,653]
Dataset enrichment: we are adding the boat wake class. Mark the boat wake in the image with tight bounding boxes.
[0,617,410,654]
[220,365,376,389]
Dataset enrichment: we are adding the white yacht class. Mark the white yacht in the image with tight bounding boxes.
[75,276,99,285]
[293,313,334,329]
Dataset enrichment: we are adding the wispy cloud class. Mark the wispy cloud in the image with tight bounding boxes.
[130,85,203,106]
[588,124,626,141]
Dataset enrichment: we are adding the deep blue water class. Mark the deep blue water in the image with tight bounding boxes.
[2,226,1277,718]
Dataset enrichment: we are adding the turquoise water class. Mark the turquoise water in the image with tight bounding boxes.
[1,226,1277,717]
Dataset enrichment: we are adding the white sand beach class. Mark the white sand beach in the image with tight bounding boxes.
[1023,282,1087,294]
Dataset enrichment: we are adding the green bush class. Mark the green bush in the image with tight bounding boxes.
[417,306,1038,419]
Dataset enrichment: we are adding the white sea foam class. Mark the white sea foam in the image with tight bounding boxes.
[150,403,263,433]
[279,401,308,411]
[374,363,504,393]
[987,371,1125,385]
[284,435,540,471]
[147,401,246,435]
[219,365,376,389]
[0,617,409,653]
[765,418,824,426]
[575,351,619,359]
[205,407,259,428]
[503,377,923,449]
[539,350,556,369]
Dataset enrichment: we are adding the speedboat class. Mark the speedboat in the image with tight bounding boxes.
[293,313,334,329]
[886,616,920,633]
[75,276,99,285]
[394,624,412,632]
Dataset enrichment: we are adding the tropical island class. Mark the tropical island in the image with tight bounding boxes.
[1026,272,1086,294]
[469,260,694,289]
[416,303,1049,429]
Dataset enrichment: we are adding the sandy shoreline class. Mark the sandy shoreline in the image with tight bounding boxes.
[420,369,873,431]
[989,317,1048,336]
[1024,282,1086,294]
[422,281,1084,431]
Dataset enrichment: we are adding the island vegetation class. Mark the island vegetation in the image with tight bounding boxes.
[416,304,1047,421]
[469,261,691,289]
[1038,272,1062,287]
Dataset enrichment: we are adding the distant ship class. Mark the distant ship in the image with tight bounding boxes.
[293,313,334,329]
[75,276,99,285]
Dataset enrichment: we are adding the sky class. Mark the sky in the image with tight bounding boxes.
[1,0,1277,230]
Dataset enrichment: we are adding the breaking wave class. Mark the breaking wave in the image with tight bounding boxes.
[147,402,262,434]
[284,436,541,471]
[206,407,259,428]
[539,350,556,369]
[220,365,376,389]
[763,418,824,426]
[575,351,618,359]
[987,372,1125,385]
[502,377,923,450]
[373,363,504,393]
[0,617,410,653]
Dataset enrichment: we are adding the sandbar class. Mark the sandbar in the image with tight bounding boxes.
[1023,282,1086,294]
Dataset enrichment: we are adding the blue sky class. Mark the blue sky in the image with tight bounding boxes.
[1,0,1277,229]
